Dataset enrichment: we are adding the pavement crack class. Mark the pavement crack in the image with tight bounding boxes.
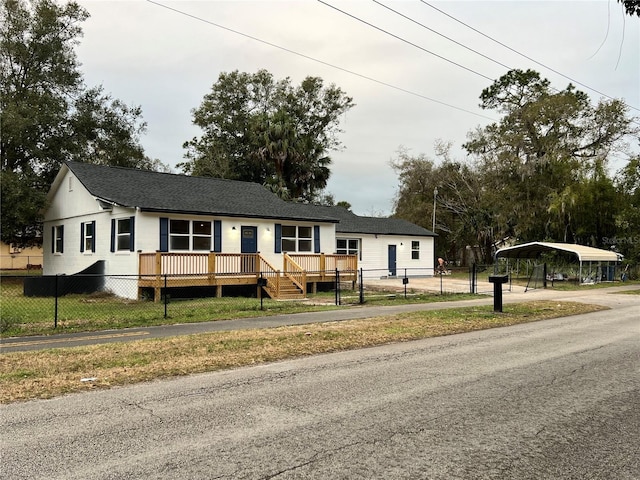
[123,400,164,423]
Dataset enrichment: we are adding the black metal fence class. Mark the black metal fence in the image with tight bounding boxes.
[1,267,485,335]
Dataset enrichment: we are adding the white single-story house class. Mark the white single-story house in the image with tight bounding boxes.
[307,205,436,279]
[43,162,435,299]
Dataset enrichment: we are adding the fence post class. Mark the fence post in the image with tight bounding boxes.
[54,274,59,329]
[359,268,364,304]
[470,263,477,294]
[335,268,340,305]
[164,274,168,318]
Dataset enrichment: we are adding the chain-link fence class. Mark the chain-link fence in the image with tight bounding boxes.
[1,265,489,336]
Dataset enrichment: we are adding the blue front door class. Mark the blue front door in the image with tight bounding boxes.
[388,245,397,277]
[241,226,257,253]
[241,226,258,273]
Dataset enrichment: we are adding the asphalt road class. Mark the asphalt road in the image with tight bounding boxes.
[1,292,638,479]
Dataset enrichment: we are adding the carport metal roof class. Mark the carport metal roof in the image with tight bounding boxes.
[495,242,622,262]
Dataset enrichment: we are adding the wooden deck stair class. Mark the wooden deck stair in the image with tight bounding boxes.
[263,276,305,300]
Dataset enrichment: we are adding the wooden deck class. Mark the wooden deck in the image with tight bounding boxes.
[138,252,357,301]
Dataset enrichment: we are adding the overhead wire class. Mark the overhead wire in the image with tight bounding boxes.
[372,0,514,73]
[145,0,495,121]
[318,0,496,82]
[332,0,639,129]
[419,0,640,113]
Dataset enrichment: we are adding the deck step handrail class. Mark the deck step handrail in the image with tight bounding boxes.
[283,253,307,296]
[258,255,281,297]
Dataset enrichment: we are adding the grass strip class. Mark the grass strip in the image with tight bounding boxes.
[1,280,478,337]
[0,300,605,403]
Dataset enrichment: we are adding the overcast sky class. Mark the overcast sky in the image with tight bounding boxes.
[75,0,639,217]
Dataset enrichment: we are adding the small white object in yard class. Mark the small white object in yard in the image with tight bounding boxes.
[80,377,97,382]
[305,332,312,336]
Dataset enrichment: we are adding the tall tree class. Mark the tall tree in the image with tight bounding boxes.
[614,155,640,265]
[618,0,640,17]
[181,70,354,201]
[464,69,636,247]
[392,144,493,262]
[1,0,154,246]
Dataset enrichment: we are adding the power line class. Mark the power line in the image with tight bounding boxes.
[420,0,640,113]
[145,0,495,121]
[372,0,513,73]
[318,0,496,83]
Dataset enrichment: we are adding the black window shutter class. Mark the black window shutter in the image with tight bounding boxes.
[159,217,169,252]
[110,219,116,252]
[129,216,135,252]
[213,220,222,252]
[314,225,320,253]
[274,224,282,253]
[80,222,85,252]
[91,221,96,252]
[59,225,64,253]
[51,226,55,253]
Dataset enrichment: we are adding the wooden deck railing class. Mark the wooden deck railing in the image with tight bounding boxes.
[289,253,358,279]
[283,253,307,296]
[139,252,261,276]
[140,252,357,277]
[138,252,357,299]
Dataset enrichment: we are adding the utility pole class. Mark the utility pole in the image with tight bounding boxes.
[432,187,438,232]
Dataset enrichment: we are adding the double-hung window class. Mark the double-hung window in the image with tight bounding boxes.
[411,241,420,260]
[192,221,212,250]
[110,217,135,252]
[116,218,132,251]
[170,220,212,251]
[52,225,64,254]
[281,225,312,252]
[336,238,360,259]
[81,221,96,253]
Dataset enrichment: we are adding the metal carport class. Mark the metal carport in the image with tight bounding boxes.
[495,242,623,284]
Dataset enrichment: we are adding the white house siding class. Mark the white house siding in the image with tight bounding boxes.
[43,169,115,276]
[346,234,434,279]
[139,212,336,272]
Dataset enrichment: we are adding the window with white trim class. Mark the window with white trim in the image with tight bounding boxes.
[53,225,64,253]
[84,222,94,252]
[170,220,212,251]
[116,218,132,251]
[281,225,312,252]
[336,238,360,259]
[411,241,420,260]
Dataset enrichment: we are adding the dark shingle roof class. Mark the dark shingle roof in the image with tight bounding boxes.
[304,205,436,237]
[63,162,337,222]
[60,162,434,236]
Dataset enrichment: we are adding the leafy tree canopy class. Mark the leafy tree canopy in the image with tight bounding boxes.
[619,0,640,17]
[393,70,638,264]
[464,69,636,246]
[180,70,354,202]
[1,0,159,246]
